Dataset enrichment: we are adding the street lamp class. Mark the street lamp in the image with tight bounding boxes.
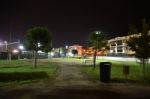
[18,45,24,59]
[96,31,101,34]
[38,42,41,47]
[65,45,68,57]
[0,40,20,61]
[4,41,7,51]
[13,49,19,54]
[19,45,24,50]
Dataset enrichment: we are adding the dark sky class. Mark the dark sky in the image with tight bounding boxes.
[0,0,149,47]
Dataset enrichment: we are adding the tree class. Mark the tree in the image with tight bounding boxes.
[26,27,52,68]
[71,49,78,56]
[127,19,150,78]
[88,31,107,69]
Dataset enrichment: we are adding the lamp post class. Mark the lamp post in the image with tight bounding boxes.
[4,41,7,51]
[4,41,20,61]
[0,41,21,61]
[18,45,24,59]
[65,45,68,57]
[93,31,101,69]
[4,41,10,61]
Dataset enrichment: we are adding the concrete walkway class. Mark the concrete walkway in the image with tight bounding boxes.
[54,62,96,86]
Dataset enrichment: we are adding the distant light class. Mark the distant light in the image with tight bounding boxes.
[38,50,44,53]
[4,41,7,44]
[38,42,41,47]
[68,52,73,57]
[96,31,101,34]
[60,51,63,54]
[50,52,54,56]
[19,45,24,50]
[13,49,19,53]
[65,45,68,49]
[110,50,113,53]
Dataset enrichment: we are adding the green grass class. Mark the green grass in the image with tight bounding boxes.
[81,59,150,85]
[0,59,57,85]
[49,57,85,63]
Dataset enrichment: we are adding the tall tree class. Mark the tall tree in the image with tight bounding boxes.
[88,31,107,69]
[127,19,150,78]
[26,27,52,68]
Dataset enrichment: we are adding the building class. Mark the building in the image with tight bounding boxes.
[67,44,105,57]
[0,41,20,52]
[107,32,150,56]
[68,45,83,56]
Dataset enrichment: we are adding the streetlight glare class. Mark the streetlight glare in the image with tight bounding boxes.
[13,49,19,53]
[4,41,7,44]
[19,45,24,50]
[38,42,41,47]
[96,31,101,34]
[65,45,68,49]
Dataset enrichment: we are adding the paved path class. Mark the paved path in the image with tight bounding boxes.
[0,62,150,99]
[54,62,96,86]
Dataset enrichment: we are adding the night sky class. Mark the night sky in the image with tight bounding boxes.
[0,0,149,47]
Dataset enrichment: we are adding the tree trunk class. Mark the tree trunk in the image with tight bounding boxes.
[142,58,146,79]
[93,50,97,70]
[18,51,21,60]
[146,59,149,74]
[8,51,11,61]
[33,51,37,68]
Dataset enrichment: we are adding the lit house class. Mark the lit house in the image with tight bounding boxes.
[67,44,105,57]
[107,32,150,56]
[67,45,83,56]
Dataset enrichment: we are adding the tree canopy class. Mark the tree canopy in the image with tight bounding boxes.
[26,27,52,68]
[127,19,150,60]
[88,31,106,49]
[26,27,52,52]
[88,31,107,69]
[127,19,150,78]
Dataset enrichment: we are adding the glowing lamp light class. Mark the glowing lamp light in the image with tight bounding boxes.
[110,50,113,53]
[38,50,44,53]
[38,42,41,47]
[19,45,24,50]
[13,49,19,53]
[65,45,68,49]
[68,52,73,57]
[96,31,101,34]
[50,52,54,56]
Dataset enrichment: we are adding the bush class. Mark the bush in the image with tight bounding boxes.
[0,72,49,82]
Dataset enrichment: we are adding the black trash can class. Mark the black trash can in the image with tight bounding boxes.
[100,62,112,83]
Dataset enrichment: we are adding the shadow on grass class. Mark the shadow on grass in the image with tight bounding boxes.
[0,66,21,68]
[0,72,49,82]
[111,78,141,83]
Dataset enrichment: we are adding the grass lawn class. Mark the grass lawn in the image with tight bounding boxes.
[0,59,57,86]
[49,57,85,63]
[81,59,150,85]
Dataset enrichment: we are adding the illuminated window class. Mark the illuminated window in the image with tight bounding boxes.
[117,40,123,46]
[117,47,123,52]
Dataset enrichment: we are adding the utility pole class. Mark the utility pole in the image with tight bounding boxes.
[8,22,12,61]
